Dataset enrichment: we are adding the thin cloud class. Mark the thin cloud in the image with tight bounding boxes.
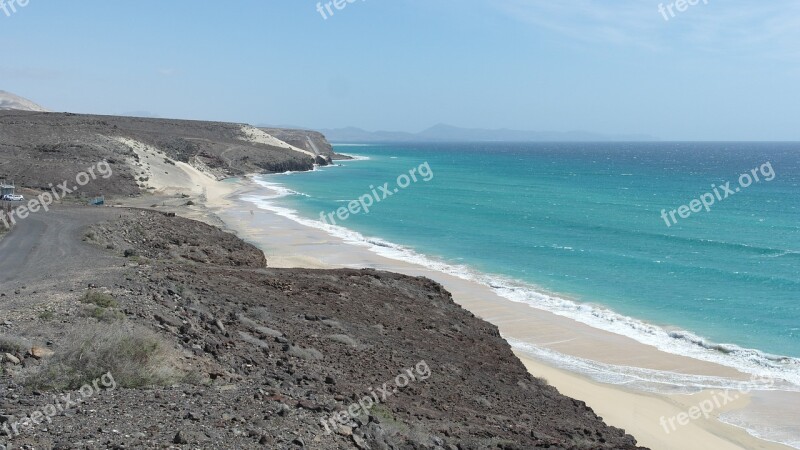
[158,68,177,77]
[491,0,800,59]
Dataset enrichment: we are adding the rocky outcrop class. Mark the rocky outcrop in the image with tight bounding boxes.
[87,210,268,268]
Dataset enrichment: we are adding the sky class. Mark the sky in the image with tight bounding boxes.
[1,0,799,140]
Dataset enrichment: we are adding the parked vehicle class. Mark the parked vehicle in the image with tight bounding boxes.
[2,194,24,201]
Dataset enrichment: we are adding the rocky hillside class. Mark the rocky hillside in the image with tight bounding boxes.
[0,208,646,449]
[0,111,344,197]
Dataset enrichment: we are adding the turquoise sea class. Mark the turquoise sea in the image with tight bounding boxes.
[245,142,800,386]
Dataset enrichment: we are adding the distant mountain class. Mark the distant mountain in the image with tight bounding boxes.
[319,124,657,142]
[0,90,48,112]
[314,126,415,142]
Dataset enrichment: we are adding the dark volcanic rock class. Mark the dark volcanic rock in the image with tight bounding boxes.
[87,210,267,267]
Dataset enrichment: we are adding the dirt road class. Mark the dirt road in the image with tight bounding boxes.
[0,206,120,286]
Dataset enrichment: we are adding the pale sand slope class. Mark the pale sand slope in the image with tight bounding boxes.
[112,136,245,224]
[117,172,796,450]
[239,125,317,158]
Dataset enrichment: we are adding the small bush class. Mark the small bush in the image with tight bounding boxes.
[80,290,117,308]
[327,334,359,348]
[89,307,125,323]
[248,307,272,323]
[237,315,282,338]
[369,404,406,432]
[286,345,323,361]
[38,310,55,321]
[0,335,30,354]
[254,326,283,338]
[25,321,183,390]
[323,319,346,331]
[237,331,269,350]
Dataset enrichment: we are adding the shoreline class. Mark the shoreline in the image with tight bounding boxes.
[514,353,791,450]
[117,166,798,450]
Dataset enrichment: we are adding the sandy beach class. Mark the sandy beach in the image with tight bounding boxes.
[123,165,797,450]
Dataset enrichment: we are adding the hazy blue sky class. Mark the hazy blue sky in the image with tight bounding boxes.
[2,0,799,140]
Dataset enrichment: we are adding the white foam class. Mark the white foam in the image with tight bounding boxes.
[718,413,800,449]
[243,176,800,391]
[508,338,800,394]
[337,153,371,160]
[249,181,309,199]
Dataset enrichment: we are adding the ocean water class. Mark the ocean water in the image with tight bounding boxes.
[245,142,800,387]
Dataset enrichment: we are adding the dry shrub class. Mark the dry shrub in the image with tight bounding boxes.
[286,345,323,361]
[26,321,183,390]
[80,290,118,308]
[0,335,30,354]
[237,331,270,350]
[238,315,283,338]
[327,334,359,348]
